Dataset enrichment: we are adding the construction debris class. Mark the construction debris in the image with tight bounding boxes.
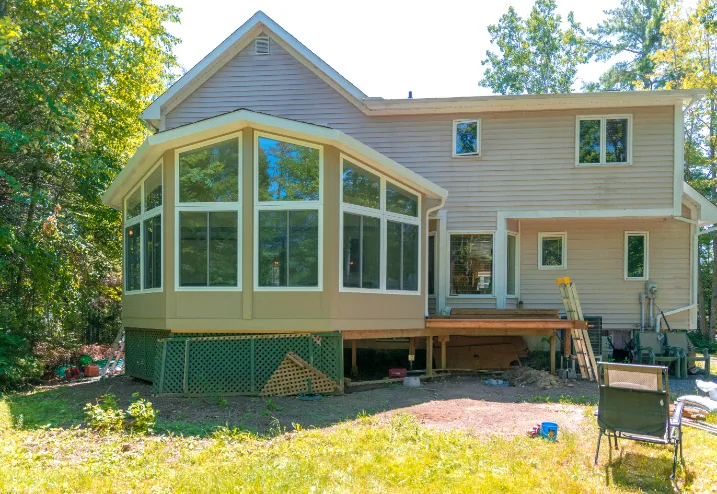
[503,367,564,389]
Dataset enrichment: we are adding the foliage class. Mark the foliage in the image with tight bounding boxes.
[480,0,588,94]
[0,0,180,386]
[686,330,717,353]
[84,392,157,434]
[584,0,669,91]
[0,331,42,391]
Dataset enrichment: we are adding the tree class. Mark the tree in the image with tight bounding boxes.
[0,0,179,388]
[584,0,670,91]
[652,0,717,340]
[479,0,587,95]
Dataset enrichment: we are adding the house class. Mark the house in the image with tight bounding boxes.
[102,11,717,395]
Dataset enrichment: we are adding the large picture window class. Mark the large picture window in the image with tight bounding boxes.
[123,162,163,293]
[340,157,421,294]
[576,115,631,165]
[449,234,493,296]
[176,134,241,290]
[255,133,322,290]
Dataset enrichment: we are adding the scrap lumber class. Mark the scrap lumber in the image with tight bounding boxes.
[261,352,336,397]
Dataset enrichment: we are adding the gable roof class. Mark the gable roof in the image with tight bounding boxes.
[683,182,717,225]
[103,109,448,209]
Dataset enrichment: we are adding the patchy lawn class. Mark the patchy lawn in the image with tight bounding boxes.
[1,375,716,492]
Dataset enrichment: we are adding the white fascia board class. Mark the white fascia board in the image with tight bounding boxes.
[103,110,447,209]
[141,11,367,123]
[683,182,717,224]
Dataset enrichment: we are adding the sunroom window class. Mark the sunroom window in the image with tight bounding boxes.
[340,157,421,293]
[176,134,241,289]
[256,133,322,289]
[123,162,163,293]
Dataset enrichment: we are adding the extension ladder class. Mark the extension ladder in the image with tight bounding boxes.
[556,277,598,381]
[101,327,125,377]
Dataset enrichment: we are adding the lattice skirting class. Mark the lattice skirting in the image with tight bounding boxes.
[132,331,344,396]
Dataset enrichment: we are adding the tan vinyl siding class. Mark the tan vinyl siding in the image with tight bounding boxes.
[519,218,690,330]
[166,41,676,232]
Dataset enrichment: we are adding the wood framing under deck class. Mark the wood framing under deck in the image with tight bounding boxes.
[343,318,587,376]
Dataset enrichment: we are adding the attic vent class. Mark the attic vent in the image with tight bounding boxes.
[255,36,270,55]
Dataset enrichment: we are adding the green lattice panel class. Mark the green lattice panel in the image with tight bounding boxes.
[159,339,186,394]
[144,330,168,382]
[311,334,342,382]
[124,328,168,381]
[254,335,311,390]
[186,339,252,394]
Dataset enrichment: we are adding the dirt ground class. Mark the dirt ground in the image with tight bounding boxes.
[27,373,600,437]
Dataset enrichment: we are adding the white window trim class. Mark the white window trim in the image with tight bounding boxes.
[506,231,519,298]
[624,231,649,281]
[123,160,164,295]
[174,132,242,292]
[575,114,632,167]
[452,118,481,157]
[339,154,422,295]
[447,230,496,298]
[254,131,324,292]
[428,232,436,298]
[538,232,567,270]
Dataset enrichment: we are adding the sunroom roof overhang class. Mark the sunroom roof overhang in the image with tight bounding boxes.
[102,109,448,210]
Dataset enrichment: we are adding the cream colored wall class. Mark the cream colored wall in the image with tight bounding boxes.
[518,218,690,330]
[122,128,427,332]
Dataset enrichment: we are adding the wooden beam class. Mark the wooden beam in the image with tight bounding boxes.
[550,334,556,375]
[426,319,580,330]
[343,326,560,340]
[426,336,434,377]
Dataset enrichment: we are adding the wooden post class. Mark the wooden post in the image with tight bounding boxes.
[408,337,416,358]
[351,340,358,377]
[426,336,434,377]
[437,335,449,370]
[563,329,572,359]
[550,333,556,375]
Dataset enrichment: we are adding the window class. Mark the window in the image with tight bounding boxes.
[576,115,631,165]
[255,133,322,290]
[340,156,421,294]
[507,233,517,296]
[428,234,436,296]
[453,119,480,156]
[538,232,567,270]
[176,134,241,290]
[123,162,163,293]
[625,231,648,280]
[449,234,493,296]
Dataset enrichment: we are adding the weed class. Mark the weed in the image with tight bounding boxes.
[265,399,283,412]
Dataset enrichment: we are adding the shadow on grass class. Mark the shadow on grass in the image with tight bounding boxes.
[602,447,692,492]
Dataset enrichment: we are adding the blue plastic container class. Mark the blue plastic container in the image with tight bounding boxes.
[541,422,558,441]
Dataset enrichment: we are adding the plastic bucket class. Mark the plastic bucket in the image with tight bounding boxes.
[541,422,558,441]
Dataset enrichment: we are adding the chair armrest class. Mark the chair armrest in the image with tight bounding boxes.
[664,346,684,358]
[670,401,685,428]
[699,347,710,358]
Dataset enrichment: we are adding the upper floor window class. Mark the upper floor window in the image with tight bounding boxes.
[538,232,567,270]
[255,133,323,290]
[124,162,163,293]
[176,134,242,290]
[625,231,648,280]
[576,115,631,165]
[453,119,480,157]
[340,157,421,293]
[449,233,493,296]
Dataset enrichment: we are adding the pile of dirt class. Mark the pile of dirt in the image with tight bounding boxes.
[503,367,564,389]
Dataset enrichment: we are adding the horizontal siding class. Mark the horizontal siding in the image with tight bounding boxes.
[166,38,676,232]
[519,218,690,330]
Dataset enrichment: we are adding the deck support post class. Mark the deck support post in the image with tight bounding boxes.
[437,335,449,370]
[426,336,434,377]
[351,340,358,377]
[550,333,556,375]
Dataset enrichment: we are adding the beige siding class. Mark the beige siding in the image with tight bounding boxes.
[166,40,676,232]
[519,218,690,330]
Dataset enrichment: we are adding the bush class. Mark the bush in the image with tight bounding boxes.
[84,393,157,435]
[687,331,717,353]
[0,331,43,391]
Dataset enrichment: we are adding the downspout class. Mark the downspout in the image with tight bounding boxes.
[425,196,447,318]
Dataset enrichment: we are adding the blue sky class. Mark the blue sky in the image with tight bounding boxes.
[160,0,628,99]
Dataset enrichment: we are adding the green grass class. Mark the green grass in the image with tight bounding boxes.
[2,395,717,492]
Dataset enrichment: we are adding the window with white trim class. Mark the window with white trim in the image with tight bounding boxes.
[340,158,421,293]
[453,119,480,156]
[538,232,567,270]
[625,231,648,280]
[255,133,322,289]
[176,134,241,289]
[124,162,163,293]
[507,233,518,296]
[449,233,493,296]
[577,115,631,165]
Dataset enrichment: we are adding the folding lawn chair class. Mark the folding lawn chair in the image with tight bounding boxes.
[664,331,711,378]
[634,332,683,379]
[595,362,684,479]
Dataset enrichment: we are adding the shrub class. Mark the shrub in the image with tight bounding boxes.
[0,331,43,391]
[687,331,717,353]
[84,393,157,435]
